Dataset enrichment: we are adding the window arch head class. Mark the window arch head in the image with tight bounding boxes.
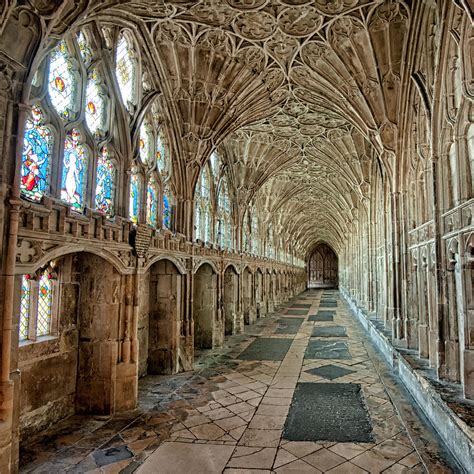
[21,105,53,201]
[48,40,79,120]
[85,67,108,137]
[115,32,138,111]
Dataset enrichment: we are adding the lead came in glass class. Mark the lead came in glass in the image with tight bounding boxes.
[48,41,77,120]
[95,146,115,215]
[20,105,53,201]
[61,129,88,210]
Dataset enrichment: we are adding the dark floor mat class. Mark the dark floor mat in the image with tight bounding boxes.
[304,340,351,359]
[319,302,337,308]
[283,383,373,442]
[311,326,347,338]
[238,338,293,361]
[308,313,334,322]
[275,318,305,335]
[286,309,309,316]
[305,364,355,380]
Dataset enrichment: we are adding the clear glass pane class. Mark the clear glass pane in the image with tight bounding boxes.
[36,272,52,337]
[48,41,77,120]
[19,276,30,341]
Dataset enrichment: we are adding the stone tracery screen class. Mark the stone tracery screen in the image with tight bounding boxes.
[308,244,338,288]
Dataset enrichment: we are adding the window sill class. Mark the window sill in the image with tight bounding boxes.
[19,334,57,347]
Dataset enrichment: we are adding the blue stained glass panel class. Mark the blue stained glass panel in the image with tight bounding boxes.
[129,173,140,224]
[146,178,158,227]
[163,194,170,229]
[61,129,87,211]
[95,147,115,215]
[21,105,53,201]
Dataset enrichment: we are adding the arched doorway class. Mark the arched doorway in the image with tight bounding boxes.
[256,269,264,318]
[147,259,183,375]
[16,251,135,443]
[242,267,254,325]
[223,265,238,335]
[308,244,338,288]
[193,263,218,349]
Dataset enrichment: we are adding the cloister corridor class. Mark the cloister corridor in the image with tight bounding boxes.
[0,1,472,473]
[19,290,460,473]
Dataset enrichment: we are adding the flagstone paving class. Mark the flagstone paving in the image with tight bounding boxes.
[19,289,457,473]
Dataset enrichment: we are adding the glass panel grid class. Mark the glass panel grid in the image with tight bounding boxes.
[36,272,52,337]
[19,276,30,341]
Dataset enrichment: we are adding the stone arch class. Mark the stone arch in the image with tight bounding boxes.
[224,265,239,335]
[242,266,255,325]
[16,251,135,444]
[193,262,219,349]
[308,243,338,288]
[255,268,264,318]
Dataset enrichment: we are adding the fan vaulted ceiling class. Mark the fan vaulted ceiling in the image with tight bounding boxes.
[81,0,410,257]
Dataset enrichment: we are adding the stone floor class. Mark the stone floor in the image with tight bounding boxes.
[20,290,458,473]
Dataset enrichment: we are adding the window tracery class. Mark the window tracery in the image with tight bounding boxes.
[195,165,212,242]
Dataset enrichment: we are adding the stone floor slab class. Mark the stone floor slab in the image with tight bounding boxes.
[304,340,352,360]
[283,383,374,443]
[275,318,305,335]
[305,364,355,380]
[285,309,309,316]
[137,442,234,473]
[308,313,334,322]
[311,326,347,338]
[238,338,293,361]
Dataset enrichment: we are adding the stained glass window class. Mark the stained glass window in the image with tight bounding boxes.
[19,275,30,341]
[217,180,232,249]
[139,119,153,164]
[77,31,93,65]
[129,172,140,224]
[61,129,88,210]
[156,129,166,174]
[195,166,212,241]
[36,271,53,337]
[85,68,106,136]
[95,146,115,215]
[20,105,53,201]
[115,33,136,110]
[163,191,171,229]
[146,177,158,227]
[48,41,77,120]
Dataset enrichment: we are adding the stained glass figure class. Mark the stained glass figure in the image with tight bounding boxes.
[21,105,53,201]
[36,270,52,337]
[19,275,30,341]
[146,177,158,227]
[95,146,115,215]
[139,119,153,164]
[129,172,140,224]
[156,129,166,174]
[77,31,93,65]
[163,191,171,229]
[85,68,106,136]
[115,33,136,110]
[194,166,212,241]
[61,129,88,210]
[48,41,77,119]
